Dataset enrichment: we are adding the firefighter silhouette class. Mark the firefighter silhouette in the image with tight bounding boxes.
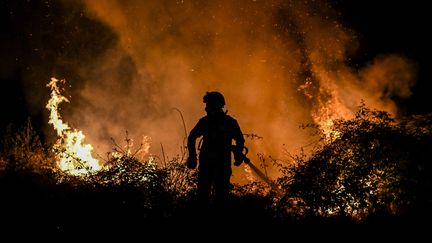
[186,91,245,207]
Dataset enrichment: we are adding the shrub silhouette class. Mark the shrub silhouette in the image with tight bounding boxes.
[277,104,432,221]
[0,118,53,174]
[2,109,431,230]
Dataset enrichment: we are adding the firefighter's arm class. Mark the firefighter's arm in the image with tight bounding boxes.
[233,121,246,166]
[186,120,203,169]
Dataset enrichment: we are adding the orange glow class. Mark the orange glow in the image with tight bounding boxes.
[46,0,416,181]
[312,86,353,138]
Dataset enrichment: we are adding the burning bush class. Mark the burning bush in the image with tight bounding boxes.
[49,139,199,217]
[277,104,432,221]
[2,95,431,226]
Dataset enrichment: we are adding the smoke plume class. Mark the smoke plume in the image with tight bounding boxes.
[5,0,416,181]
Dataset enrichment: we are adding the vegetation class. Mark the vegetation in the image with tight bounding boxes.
[1,105,431,232]
[276,105,432,222]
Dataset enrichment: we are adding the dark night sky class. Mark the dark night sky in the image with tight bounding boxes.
[1,0,431,134]
[333,0,431,115]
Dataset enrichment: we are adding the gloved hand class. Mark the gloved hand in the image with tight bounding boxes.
[233,146,244,166]
[186,156,197,169]
[233,152,244,167]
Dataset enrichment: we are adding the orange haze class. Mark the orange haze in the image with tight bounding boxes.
[58,0,417,182]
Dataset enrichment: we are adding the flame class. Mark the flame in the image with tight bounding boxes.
[299,78,354,138]
[313,87,353,138]
[110,135,152,162]
[46,77,101,175]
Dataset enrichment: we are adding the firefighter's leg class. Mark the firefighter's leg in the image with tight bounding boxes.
[214,168,232,207]
[197,168,212,208]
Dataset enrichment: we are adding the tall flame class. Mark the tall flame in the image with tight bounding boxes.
[46,77,101,175]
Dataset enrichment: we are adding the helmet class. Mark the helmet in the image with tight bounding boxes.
[203,91,225,109]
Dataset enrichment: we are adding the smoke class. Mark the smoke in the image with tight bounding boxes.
[71,0,416,181]
[79,0,312,162]
[4,0,416,181]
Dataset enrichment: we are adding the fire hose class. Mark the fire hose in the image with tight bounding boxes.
[235,146,282,195]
